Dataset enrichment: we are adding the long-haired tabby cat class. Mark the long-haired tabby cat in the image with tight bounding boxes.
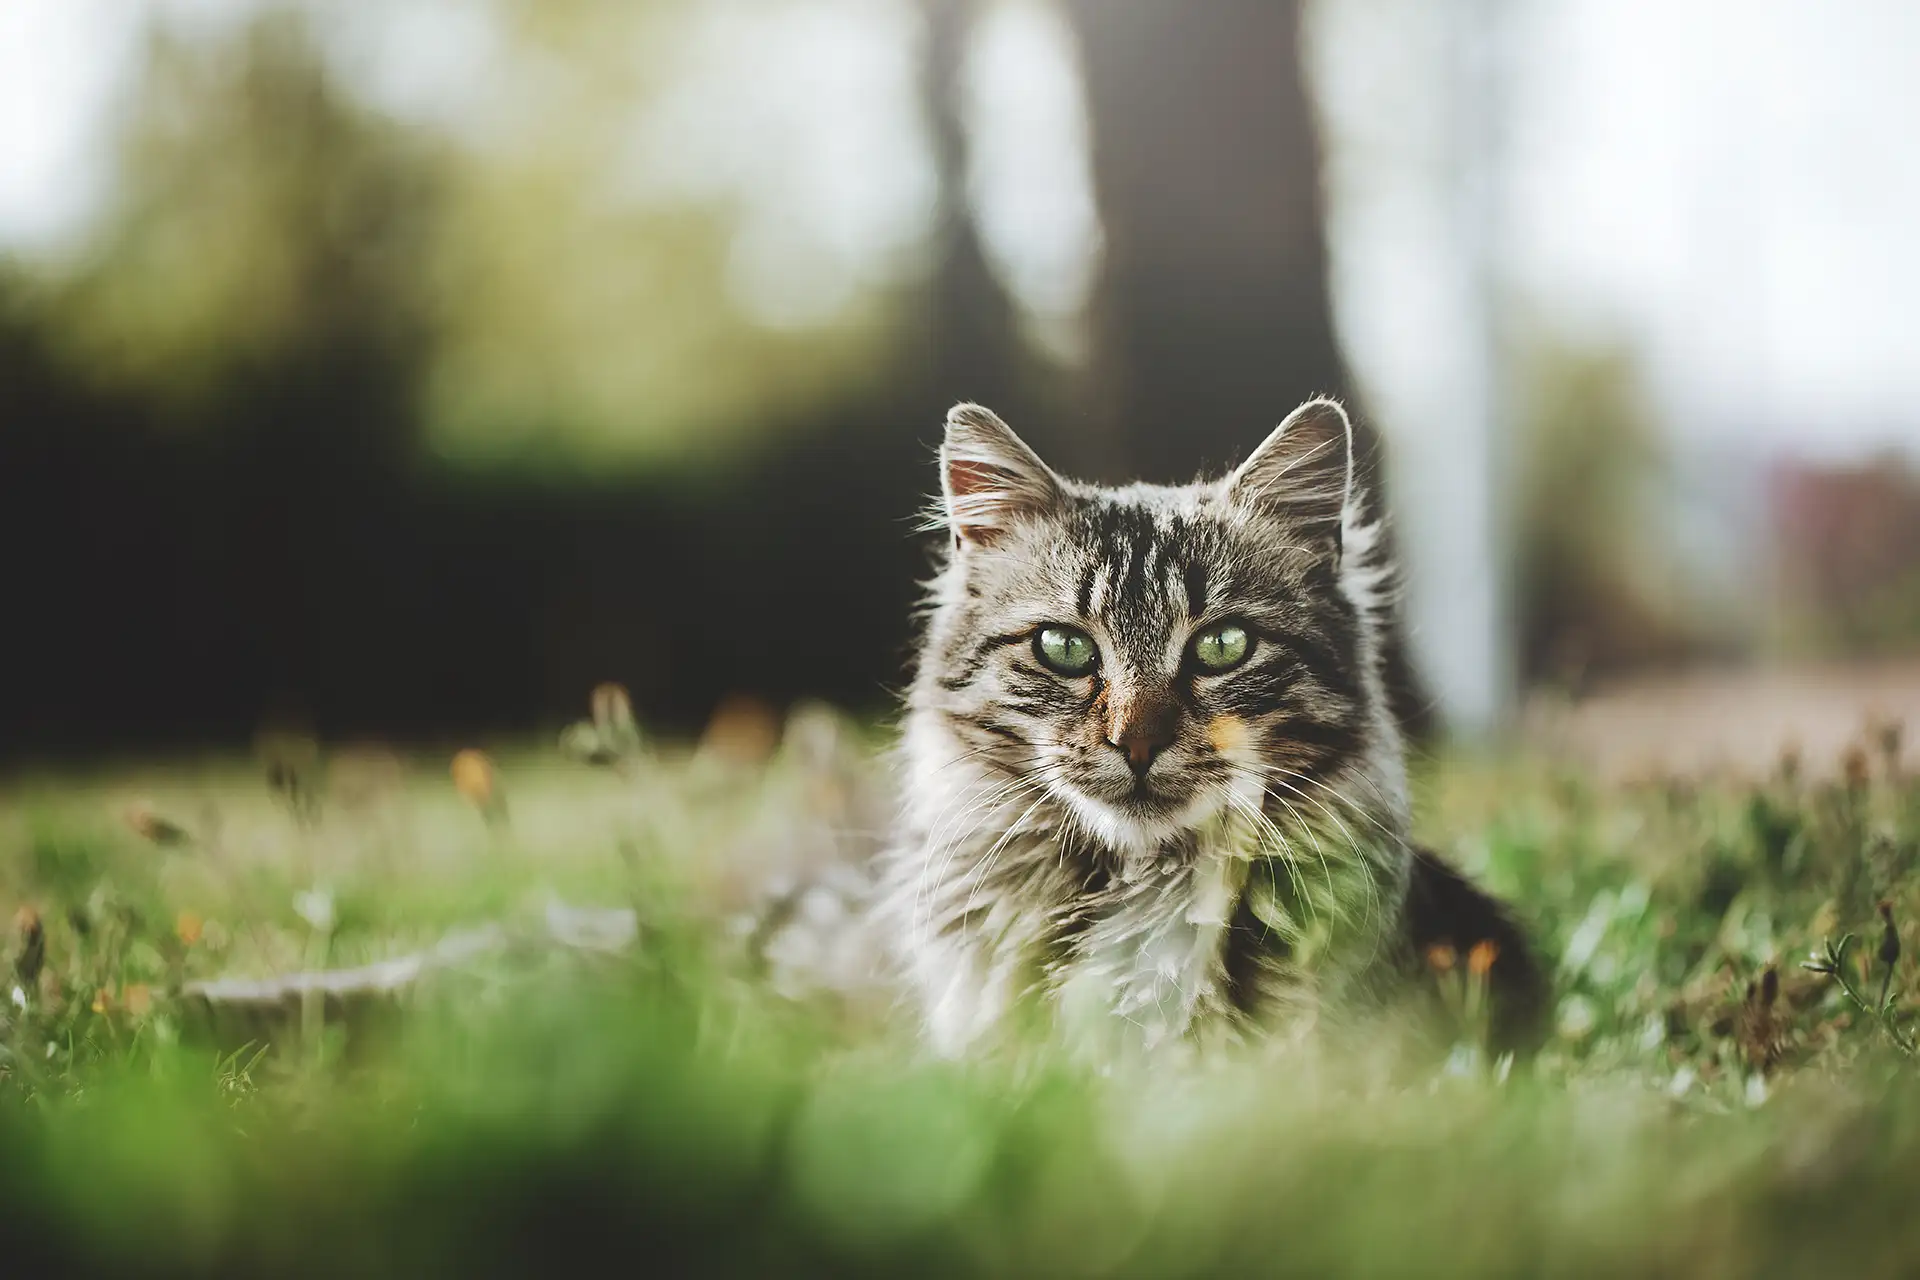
[758,399,1545,1060]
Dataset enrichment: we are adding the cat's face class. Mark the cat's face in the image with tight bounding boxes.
[921,400,1384,855]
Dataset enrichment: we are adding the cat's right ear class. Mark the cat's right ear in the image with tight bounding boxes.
[940,403,1062,548]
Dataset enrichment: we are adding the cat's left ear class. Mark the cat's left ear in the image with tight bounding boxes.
[1224,397,1354,557]
[940,403,1063,548]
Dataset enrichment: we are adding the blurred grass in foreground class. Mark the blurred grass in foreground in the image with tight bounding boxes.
[6,717,1920,1277]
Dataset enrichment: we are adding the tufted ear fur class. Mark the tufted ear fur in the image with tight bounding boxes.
[1223,397,1354,558]
[939,403,1063,547]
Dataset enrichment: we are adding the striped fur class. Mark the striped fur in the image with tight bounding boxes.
[873,399,1417,1057]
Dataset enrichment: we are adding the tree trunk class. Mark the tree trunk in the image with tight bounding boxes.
[920,0,1025,422]
[1062,0,1344,480]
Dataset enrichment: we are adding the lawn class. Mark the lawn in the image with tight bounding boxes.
[4,705,1920,1278]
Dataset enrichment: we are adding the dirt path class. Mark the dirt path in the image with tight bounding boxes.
[1520,658,1920,782]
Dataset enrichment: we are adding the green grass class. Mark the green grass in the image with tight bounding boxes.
[5,726,1920,1278]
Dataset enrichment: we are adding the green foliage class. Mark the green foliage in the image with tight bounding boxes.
[24,3,921,474]
[6,739,1920,1275]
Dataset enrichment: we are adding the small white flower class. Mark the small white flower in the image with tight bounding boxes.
[1556,994,1598,1041]
[9,984,25,1012]
[293,888,336,934]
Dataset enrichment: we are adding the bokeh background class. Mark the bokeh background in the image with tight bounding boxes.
[5,0,1919,771]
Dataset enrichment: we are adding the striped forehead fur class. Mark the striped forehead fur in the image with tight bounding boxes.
[919,404,1399,674]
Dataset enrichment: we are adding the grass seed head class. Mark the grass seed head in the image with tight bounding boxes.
[1874,716,1905,777]
[123,802,189,846]
[591,682,637,736]
[258,729,324,824]
[700,694,779,768]
[11,906,45,986]
[451,749,497,809]
[1777,741,1803,787]
[559,720,613,765]
[1843,745,1871,792]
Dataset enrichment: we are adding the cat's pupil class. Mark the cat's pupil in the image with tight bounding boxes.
[1036,627,1096,676]
[1195,624,1250,671]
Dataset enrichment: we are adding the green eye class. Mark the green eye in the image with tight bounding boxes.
[1193,623,1251,672]
[1035,626,1098,677]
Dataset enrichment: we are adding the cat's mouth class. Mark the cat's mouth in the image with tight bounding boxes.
[1058,775,1229,853]
[1120,778,1178,810]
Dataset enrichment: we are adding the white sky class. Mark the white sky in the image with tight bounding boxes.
[1,0,1916,463]
[1501,0,1920,462]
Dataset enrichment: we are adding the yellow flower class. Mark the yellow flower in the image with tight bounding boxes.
[176,910,204,947]
[450,749,496,808]
[1467,939,1500,978]
[1425,944,1457,973]
[700,694,779,767]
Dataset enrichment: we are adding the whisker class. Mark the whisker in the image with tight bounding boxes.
[958,790,1053,932]
[912,746,1066,942]
[1223,788,1312,923]
[912,765,1051,948]
[1255,768,1387,922]
[1246,784,1332,925]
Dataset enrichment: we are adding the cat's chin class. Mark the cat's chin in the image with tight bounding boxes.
[1058,784,1229,857]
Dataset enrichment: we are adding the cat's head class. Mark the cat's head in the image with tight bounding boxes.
[917,399,1400,856]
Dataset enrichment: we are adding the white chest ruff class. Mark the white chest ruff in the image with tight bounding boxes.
[881,725,1403,1057]
[1051,842,1248,1052]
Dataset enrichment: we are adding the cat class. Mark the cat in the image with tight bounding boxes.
[757,398,1545,1060]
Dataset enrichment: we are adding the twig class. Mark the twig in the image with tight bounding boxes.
[1803,933,1917,1056]
[178,903,639,1050]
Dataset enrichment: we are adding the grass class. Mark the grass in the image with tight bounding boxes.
[5,714,1920,1278]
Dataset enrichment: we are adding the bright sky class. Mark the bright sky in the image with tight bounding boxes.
[1503,0,1920,462]
[1,0,1916,463]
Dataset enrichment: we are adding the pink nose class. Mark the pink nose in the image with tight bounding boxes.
[1108,693,1179,777]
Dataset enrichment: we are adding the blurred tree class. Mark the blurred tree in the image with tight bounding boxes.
[1061,0,1347,481]
[1062,0,1430,734]
[1768,457,1920,660]
[921,0,1022,417]
[45,13,437,441]
[1512,340,1715,691]
[3,3,954,751]
[910,0,1092,475]
[3,0,1446,753]
[4,14,452,750]
[421,0,917,471]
